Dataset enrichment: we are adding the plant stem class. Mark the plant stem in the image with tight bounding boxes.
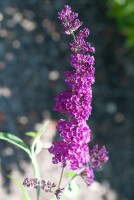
[72,32,76,41]
[31,155,40,200]
[57,168,64,189]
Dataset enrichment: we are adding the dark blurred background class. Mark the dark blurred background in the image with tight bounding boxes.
[0,0,134,200]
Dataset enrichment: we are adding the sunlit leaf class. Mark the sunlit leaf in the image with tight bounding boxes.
[8,175,31,200]
[31,121,49,155]
[65,170,77,178]
[107,0,134,48]
[34,140,43,155]
[25,132,37,138]
[0,132,31,157]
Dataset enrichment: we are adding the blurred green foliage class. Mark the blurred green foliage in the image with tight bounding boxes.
[108,0,134,47]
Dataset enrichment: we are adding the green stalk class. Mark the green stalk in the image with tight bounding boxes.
[31,154,40,200]
[57,168,64,190]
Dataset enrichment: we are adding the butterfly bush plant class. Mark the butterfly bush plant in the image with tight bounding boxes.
[0,5,108,200]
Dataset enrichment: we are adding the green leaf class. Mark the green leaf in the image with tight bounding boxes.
[34,140,43,155]
[8,175,31,200]
[31,121,49,155]
[0,132,31,157]
[65,170,77,178]
[125,37,134,47]
[64,179,80,198]
[25,132,37,138]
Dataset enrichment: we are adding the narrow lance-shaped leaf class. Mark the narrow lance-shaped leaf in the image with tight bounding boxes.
[0,132,31,157]
[8,175,32,200]
[25,132,37,138]
[31,120,49,155]
[29,122,49,200]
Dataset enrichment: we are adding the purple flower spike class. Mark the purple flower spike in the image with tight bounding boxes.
[49,5,108,186]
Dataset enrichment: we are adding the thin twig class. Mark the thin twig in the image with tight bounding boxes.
[57,168,64,190]
[72,32,76,41]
